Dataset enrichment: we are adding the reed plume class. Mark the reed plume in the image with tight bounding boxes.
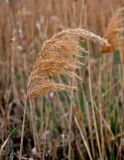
[101,7,124,62]
[27,28,109,99]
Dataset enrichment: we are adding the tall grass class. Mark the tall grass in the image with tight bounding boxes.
[25,28,108,160]
[0,0,124,159]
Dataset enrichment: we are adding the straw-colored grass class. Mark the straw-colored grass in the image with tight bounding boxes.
[1,0,124,159]
[101,7,124,62]
[27,28,109,99]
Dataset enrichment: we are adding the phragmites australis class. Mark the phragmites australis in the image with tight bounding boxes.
[101,7,124,62]
[26,28,109,99]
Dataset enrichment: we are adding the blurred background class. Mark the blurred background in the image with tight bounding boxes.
[0,0,124,159]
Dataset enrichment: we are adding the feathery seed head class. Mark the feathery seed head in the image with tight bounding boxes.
[101,7,124,55]
[27,28,109,99]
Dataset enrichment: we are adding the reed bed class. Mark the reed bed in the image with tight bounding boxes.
[0,0,124,160]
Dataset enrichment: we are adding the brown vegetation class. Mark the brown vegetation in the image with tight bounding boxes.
[101,7,124,63]
[0,0,124,160]
[27,28,109,99]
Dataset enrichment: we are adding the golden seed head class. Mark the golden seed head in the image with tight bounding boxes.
[27,28,108,99]
[101,7,124,55]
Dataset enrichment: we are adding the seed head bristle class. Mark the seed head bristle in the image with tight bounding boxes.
[27,28,108,99]
[26,80,76,99]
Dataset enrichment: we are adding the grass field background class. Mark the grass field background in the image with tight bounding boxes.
[0,0,124,159]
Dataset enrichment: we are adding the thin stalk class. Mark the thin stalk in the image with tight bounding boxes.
[88,62,103,160]
[79,0,85,27]
[19,100,27,160]
[98,59,105,158]
[83,91,95,158]
[68,79,75,160]
[68,60,77,160]
[74,116,93,160]
[29,100,37,149]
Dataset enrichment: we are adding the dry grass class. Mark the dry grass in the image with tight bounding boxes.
[0,0,124,160]
[27,28,109,99]
[101,7,124,62]
[25,28,109,160]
